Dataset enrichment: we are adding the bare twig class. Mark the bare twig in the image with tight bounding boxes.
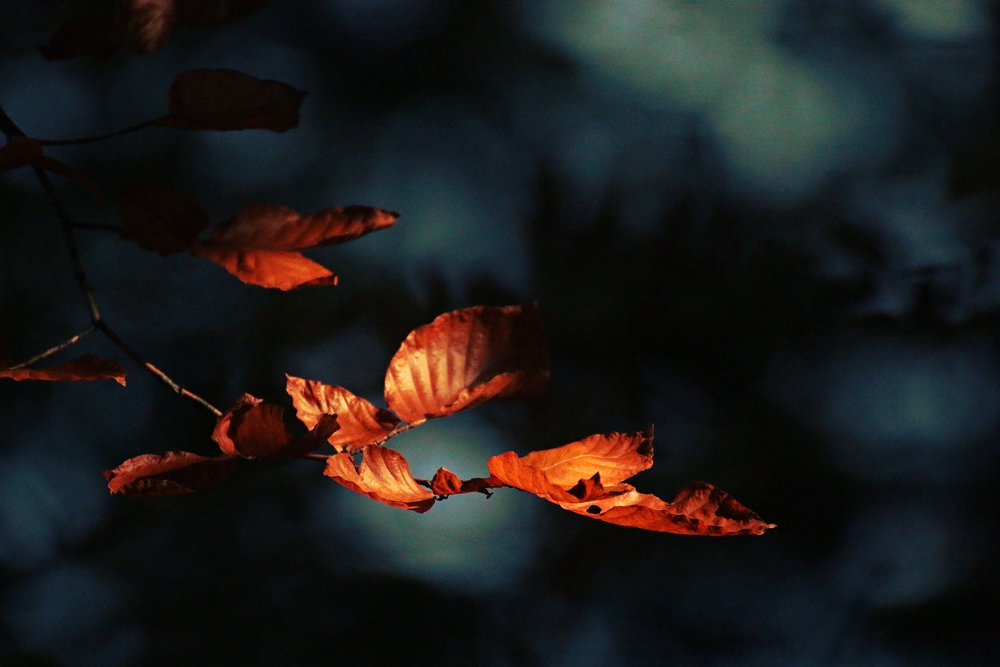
[3,325,97,370]
[369,421,422,449]
[299,453,332,462]
[37,118,161,146]
[1,101,222,418]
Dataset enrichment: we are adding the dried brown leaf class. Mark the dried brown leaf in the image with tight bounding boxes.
[286,375,399,451]
[105,451,238,496]
[212,393,338,458]
[384,304,549,422]
[156,69,306,132]
[120,181,210,255]
[0,353,126,386]
[324,446,434,512]
[190,241,337,290]
[429,467,500,497]
[487,432,774,536]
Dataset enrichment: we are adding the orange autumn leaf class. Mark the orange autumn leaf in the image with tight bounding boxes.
[211,393,339,458]
[105,451,238,496]
[190,242,337,290]
[429,467,500,497]
[487,432,774,536]
[156,69,307,132]
[286,375,399,451]
[325,446,435,513]
[189,203,396,289]
[384,304,549,423]
[211,204,398,250]
[0,353,126,386]
[120,181,210,255]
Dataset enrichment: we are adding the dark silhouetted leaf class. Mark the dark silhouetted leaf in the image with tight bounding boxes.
[105,451,238,495]
[0,353,126,386]
[157,69,306,132]
[286,375,399,451]
[212,393,338,458]
[325,446,435,512]
[384,304,549,422]
[38,11,120,60]
[488,432,774,535]
[120,181,210,255]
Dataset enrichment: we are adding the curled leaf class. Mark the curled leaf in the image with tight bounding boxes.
[384,304,549,423]
[286,375,399,451]
[0,353,126,386]
[190,242,337,290]
[105,451,238,496]
[212,393,338,458]
[157,69,307,132]
[487,432,774,536]
[120,181,210,255]
[324,446,434,512]
[429,467,500,497]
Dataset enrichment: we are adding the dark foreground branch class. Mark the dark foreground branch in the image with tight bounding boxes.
[37,118,160,146]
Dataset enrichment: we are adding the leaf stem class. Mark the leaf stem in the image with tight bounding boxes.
[37,118,161,146]
[2,325,97,370]
[371,420,422,448]
[299,453,331,462]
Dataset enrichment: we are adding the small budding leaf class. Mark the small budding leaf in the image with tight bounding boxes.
[384,304,550,422]
[286,375,400,451]
[105,451,238,496]
[190,204,396,290]
[487,431,774,536]
[0,353,126,385]
[325,446,435,513]
[120,181,210,255]
[156,69,307,132]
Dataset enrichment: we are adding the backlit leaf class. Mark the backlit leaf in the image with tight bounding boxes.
[286,375,399,451]
[324,446,435,512]
[190,242,337,290]
[120,181,210,255]
[384,304,549,422]
[122,0,177,54]
[105,451,238,496]
[157,69,307,132]
[487,432,774,536]
[0,353,126,385]
[212,204,398,250]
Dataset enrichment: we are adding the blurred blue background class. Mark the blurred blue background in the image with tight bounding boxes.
[2,0,999,665]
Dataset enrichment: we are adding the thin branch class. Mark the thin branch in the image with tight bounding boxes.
[3,324,97,370]
[299,453,331,462]
[37,118,161,146]
[366,420,422,451]
[96,321,223,417]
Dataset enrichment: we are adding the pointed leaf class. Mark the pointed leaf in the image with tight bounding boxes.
[212,204,398,250]
[120,181,211,255]
[157,69,307,132]
[1,353,126,385]
[324,446,434,512]
[286,375,399,451]
[384,304,549,422]
[105,451,238,496]
[487,432,774,536]
[176,0,272,27]
[190,241,337,290]
[429,467,500,497]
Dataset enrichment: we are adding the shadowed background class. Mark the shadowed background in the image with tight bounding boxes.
[2,1,999,665]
